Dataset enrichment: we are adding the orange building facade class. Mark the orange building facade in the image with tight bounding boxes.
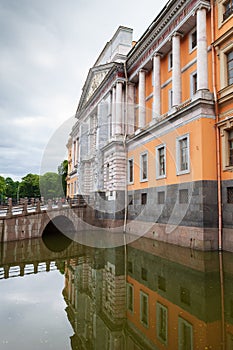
[67,0,233,251]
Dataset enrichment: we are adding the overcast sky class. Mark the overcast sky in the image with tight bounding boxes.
[0,0,166,181]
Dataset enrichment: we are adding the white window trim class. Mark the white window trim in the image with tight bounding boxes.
[219,42,233,90]
[189,27,197,53]
[218,0,233,28]
[178,317,193,350]
[156,144,167,179]
[128,157,134,184]
[168,89,173,110]
[176,134,190,175]
[156,302,168,345]
[127,283,134,313]
[140,151,148,182]
[168,51,173,71]
[140,291,149,328]
[190,71,197,97]
[220,119,233,171]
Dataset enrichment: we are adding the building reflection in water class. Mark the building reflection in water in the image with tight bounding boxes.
[61,236,233,350]
[2,235,233,349]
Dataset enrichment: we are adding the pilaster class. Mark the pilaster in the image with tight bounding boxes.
[138,69,146,128]
[196,5,209,91]
[172,32,182,106]
[153,53,162,119]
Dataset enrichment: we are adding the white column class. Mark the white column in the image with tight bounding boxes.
[172,33,181,106]
[111,86,116,136]
[153,53,161,118]
[138,69,146,128]
[115,80,123,135]
[197,6,208,91]
[127,82,135,135]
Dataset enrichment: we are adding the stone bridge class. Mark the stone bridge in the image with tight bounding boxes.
[0,203,96,243]
[0,236,98,280]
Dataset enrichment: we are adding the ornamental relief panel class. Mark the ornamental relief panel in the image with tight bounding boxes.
[84,70,109,104]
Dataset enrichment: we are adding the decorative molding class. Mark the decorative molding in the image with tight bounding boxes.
[126,0,198,76]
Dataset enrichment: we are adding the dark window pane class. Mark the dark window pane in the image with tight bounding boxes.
[179,189,189,204]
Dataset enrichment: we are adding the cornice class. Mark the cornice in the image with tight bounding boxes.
[127,94,214,146]
[126,0,210,78]
[213,26,233,46]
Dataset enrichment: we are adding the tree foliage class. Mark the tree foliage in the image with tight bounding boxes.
[58,160,68,197]
[0,160,68,203]
[40,172,64,200]
[19,174,40,198]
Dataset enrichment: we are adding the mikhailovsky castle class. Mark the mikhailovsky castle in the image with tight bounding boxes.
[66,0,233,251]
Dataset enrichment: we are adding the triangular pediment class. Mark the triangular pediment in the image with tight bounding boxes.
[77,63,115,112]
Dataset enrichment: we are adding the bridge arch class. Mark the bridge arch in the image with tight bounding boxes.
[42,215,75,252]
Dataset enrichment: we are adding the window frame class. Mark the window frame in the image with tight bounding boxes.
[227,50,233,86]
[178,317,193,350]
[168,88,173,110]
[168,51,173,71]
[218,0,233,27]
[156,144,166,179]
[219,44,233,90]
[190,71,197,97]
[223,0,233,21]
[156,302,168,345]
[127,283,134,313]
[128,158,134,184]
[176,134,190,175]
[140,291,149,328]
[220,124,233,171]
[140,151,148,182]
[189,28,197,53]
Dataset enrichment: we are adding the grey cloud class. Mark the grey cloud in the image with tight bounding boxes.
[0,0,166,180]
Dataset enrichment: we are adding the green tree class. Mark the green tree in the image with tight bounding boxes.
[0,176,6,204]
[19,174,40,198]
[58,159,68,197]
[40,172,64,200]
[5,177,19,200]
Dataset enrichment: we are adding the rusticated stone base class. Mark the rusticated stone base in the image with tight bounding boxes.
[125,220,219,251]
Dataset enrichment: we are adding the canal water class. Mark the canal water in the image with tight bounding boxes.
[0,232,232,349]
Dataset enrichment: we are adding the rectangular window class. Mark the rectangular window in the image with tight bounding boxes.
[227,51,233,85]
[178,317,193,350]
[128,261,133,273]
[106,163,110,181]
[156,303,168,344]
[140,291,149,327]
[223,0,233,21]
[190,29,197,51]
[227,187,233,203]
[180,287,191,305]
[158,275,166,292]
[221,126,233,170]
[156,145,166,179]
[158,191,165,204]
[128,194,133,205]
[140,152,148,181]
[177,135,190,175]
[169,89,173,109]
[229,130,233,165]
[141,267,148,281]
[128,158,134,183]
[190,72,197,96]
[141,193,147,205]
[168,52,173,70]
[179,189,189,204]
[127,283,134,313]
